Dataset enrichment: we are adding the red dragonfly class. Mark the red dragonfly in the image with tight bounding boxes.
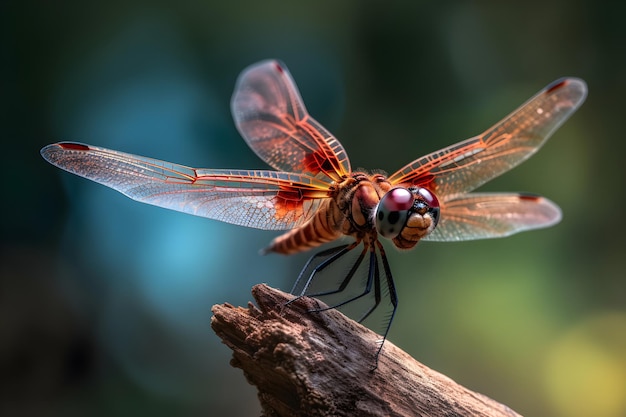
[42,60,586,362]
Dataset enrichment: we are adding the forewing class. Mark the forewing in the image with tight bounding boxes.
[232,60,351,182]
[388,78,587,197]
[425,193,562,241]
[41,142,330,230]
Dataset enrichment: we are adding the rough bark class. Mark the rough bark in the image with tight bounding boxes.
[211,284,522,417]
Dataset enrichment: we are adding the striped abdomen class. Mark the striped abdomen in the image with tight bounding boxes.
[262,198,345,255]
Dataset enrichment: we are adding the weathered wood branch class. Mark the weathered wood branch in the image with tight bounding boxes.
[211,284,522,417]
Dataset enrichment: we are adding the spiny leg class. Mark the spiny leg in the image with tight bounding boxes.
[306,245,367,299]
[356,247,382,323]
[286,243,357,308]
[291,245,350,295]
[289,240,398,371]
[310,245,378,314]
[371,241,399,370]
[310,243,390,371]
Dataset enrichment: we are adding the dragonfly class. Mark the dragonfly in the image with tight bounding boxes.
[41,60,587,365]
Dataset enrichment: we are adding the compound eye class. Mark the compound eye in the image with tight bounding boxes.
[413,187,441,227]
[416,188,439,209]
[375,188,414,239]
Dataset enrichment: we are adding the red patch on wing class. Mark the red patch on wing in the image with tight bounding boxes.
[59,142,90,151]
[408,172,437,192]
[302,149,334,176]
[274,187,304,219]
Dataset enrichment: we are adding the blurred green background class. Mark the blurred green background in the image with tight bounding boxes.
[2,1,625,416]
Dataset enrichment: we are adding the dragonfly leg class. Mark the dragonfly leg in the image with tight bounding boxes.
[305,245,367,299]
[355,249,382,323]
[371,241,398,370]
[308,247,377,313]
[286,243,356,308]
[289,240,398,370]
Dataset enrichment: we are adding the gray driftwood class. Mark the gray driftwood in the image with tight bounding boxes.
[211,284,522,417]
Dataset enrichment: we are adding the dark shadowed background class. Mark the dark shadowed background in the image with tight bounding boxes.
[2,1,625,416]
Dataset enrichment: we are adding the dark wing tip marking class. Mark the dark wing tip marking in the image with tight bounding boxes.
[61,142,91,150]
[545,78,569,94]
[42,142,90,153]
[274,61,284,73]
[544,77,588,103]
[41,142,92,164]
[517,193,542,202]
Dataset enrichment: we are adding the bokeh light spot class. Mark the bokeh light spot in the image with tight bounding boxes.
[544,312,626,417]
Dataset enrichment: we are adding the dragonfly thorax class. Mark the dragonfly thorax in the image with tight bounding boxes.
[336,173,392,236]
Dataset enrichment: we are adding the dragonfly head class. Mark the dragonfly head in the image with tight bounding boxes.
[375,186,440,249]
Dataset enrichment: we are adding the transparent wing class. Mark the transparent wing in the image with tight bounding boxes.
[389,78,587,197]
[425,193,562,241]
[232,60,351,182]
[41,142,331,230]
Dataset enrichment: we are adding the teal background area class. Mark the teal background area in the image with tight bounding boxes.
[2,1,625,416]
